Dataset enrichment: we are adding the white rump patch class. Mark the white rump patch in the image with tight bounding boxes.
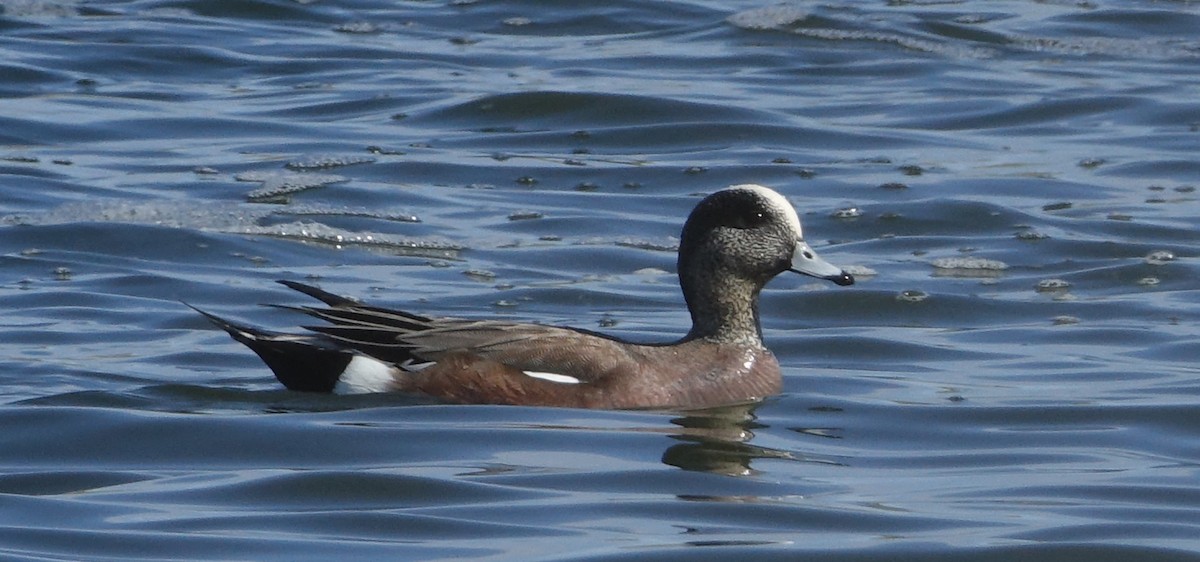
[728,183,804,238]
[333,355,399,394]
[523,371,582,384]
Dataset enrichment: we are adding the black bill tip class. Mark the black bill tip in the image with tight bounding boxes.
[829,271,855,286]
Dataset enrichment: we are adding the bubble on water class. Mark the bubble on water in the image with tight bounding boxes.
[1035,279,1071,292]
[795,27,993,57]
[0,0,79,16]
[616,238,678,252]
[1145,250,1175,265]
[896,289,928,303]
[366,145,405,155]
[955,14,991,24]
[508,211,544,221]
[1052,315,1080,326]
[53,267,72,281]
[843,264,876,277]
[1136,277,1160,286]
[334,22,381,34]
[463,269,496,281]
[238,173,348,201]
[287,205,421,224]
[285,154,376,170]
[6,200,251,230]
[931,257,1009,271]
[1015,230,1049,241]
[232,172,272,183]
[932,257,1008,279]
[727,5,809,30]
[831,207,862,219]
[1015,34,1197,59]
[236,221,462,258]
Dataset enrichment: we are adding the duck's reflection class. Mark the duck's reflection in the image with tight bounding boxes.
[660,402,844,476]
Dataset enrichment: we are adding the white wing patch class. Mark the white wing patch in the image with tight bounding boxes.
[398,358,435,372]
[523,371,582,384]
[333,355,399,394]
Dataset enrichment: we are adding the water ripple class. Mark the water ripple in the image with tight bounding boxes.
[2,0,1199,560]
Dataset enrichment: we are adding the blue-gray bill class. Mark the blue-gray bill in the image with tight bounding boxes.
[789,240,855,286]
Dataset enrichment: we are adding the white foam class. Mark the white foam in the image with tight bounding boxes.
[727,5,809,31]
[728,184,803,238]
[931,257,1009,271]
[523,371,582,384]
[333,355,398,394]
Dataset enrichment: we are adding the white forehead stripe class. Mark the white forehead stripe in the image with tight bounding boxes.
[727,184,803,238]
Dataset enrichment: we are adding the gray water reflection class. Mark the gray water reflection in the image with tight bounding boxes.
[2,0,1200,559]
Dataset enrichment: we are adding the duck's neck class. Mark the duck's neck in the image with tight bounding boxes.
[680,264,765,346]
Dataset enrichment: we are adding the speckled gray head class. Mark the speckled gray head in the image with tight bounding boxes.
[679,184,854,289]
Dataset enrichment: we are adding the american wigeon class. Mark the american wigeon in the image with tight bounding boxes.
[194,184,854,409]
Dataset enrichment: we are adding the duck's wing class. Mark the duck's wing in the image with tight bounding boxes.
[279,281,638,384]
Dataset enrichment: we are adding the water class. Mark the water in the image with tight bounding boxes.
[2,0,1199,559]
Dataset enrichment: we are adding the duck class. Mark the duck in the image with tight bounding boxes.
[193,184,854,409]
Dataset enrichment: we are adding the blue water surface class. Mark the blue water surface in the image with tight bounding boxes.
[2,0,1199,560]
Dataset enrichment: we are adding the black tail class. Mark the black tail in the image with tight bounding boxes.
[277,280,360,307]
[189,305,351,393]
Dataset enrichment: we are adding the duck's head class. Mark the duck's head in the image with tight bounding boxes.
[679,184,854,288]
[678,184,854,339]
